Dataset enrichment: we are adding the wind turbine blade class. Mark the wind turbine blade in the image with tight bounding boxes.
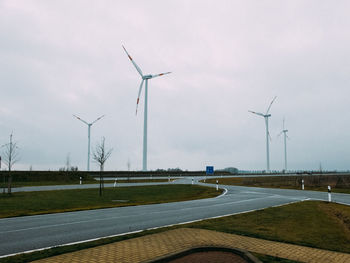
[73,114,88,125]
[268,132,272,141]
[151,72,171,78]
[92,115,105,125]
[122,45,143,77]
[248,110,265,117]
[266,96,277,115]
[136,79,144,115]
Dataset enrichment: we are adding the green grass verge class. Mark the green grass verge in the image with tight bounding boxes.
[183,201,350,253]
[0,171,95,188]
[10,181,96,187]
[104,178,173,183]
[0,184,222,218]
[10,178,171,187]
[203,177,350,194]
[1,201,349,263]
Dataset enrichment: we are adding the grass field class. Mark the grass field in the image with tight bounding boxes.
[8,178,171,187]
[184,201,350,253]
[0,184,222,218]
[103,178,173,183]
[9,181,94,187]
[204,175,350,194]
[3,200,349,263]
[0,171,96,189]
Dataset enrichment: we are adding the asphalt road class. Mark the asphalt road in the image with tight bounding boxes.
[1,178,350,257]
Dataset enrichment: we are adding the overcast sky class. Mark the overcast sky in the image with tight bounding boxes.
[1,0,350,171]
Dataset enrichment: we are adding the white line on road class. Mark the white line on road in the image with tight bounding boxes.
[215,188,228,198]
[0,198,310,259]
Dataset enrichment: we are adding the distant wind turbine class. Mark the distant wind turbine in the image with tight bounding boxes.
[278,118,289,171]
[122,45,171,171]
[73,114,105,171]
[249,96,277,172]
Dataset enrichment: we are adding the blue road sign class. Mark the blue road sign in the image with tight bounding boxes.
[206,166,214,175]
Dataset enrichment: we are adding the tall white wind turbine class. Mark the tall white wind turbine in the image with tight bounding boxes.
[123,45,171,171]
[278,118,289,171]
[73,114,105,171]
[249,96,277,172]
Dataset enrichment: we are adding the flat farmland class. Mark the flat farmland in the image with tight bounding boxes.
[205,174,350,194]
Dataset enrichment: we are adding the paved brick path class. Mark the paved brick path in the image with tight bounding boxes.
[33,228,350,263]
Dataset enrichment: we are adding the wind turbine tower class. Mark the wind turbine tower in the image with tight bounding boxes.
[249,96,277,172]
[278,118,289,171]
[123,45,171,171]
[73,115,105,171]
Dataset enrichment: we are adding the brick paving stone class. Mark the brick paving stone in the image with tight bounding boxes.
[32,228,350,263]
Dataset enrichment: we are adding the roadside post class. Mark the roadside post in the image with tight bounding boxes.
[80,177,82,185]
[216,180,218,191]
[192,177,194,185]
[328,186,331,202]
[114,178,117,188]
[302,179,304,190]
[168,175,170,183]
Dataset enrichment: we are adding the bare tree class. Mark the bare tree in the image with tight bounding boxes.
[92,137,113,196]
[2,133,20,194]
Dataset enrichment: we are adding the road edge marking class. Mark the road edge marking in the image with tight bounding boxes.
[0,197,307,259]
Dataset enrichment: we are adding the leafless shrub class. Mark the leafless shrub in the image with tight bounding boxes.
[93,137,113,196]
[1,133,20,194]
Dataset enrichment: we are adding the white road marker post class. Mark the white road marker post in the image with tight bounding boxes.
[216,180,218,191]
[302,179,304,190]
[168,175,170,183]
[328,186,331,202]
[80,177,82,185]
[114,178,117,188]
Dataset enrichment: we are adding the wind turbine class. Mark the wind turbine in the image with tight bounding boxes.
[122,45,171,171]
[278,118,289,171]
[73,114,105,171]
[249,96,277,172]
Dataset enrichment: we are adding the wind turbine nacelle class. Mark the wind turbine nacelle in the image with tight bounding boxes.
[265,114,271,117]
[143,75,153,80]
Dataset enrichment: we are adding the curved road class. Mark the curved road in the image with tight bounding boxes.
[1,177,350,257]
